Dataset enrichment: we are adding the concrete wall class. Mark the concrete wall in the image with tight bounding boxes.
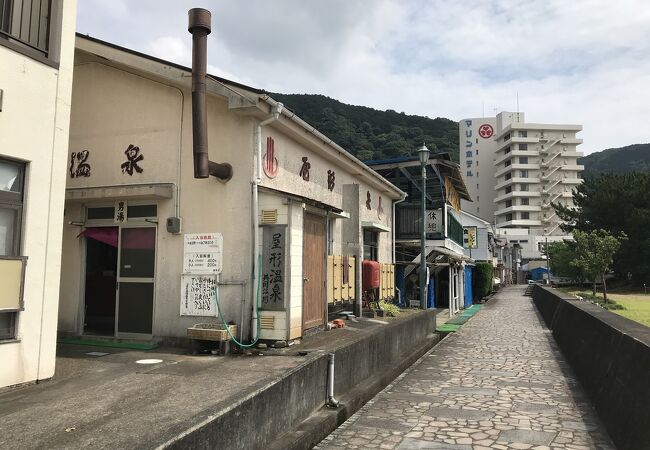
[163,310,437,450]
[532,285,650,450]
[0,0,77,388]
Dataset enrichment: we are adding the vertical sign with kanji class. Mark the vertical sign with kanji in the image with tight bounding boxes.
[260,225,286,311]
[114,200,127,223]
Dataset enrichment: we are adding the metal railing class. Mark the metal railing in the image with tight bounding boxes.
[0,0,51,55]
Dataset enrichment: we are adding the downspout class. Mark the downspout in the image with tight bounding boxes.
[326,353,340,408]
[188,8,232,181]
[251,102,283,341]
[392,192,407,304]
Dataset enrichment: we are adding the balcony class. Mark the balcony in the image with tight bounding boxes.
[494,205,542,216]
[496,219,543,228]
[495,163,541,177]
[495,177,541,190]
[494,191,542,203]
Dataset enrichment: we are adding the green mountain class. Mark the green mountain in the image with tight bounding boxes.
[580,143,650,175]
[270,93,459,162]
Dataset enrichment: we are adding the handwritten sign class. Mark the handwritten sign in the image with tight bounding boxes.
[183,233,223,274]
[426,209,443,234]
[180,275,217,316]
[260,225,286,311]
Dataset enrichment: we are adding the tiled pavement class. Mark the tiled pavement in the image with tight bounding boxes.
[316,286,615,450]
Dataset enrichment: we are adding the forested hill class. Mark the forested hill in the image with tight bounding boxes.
[580,143,650,175]
[270,93,459,162]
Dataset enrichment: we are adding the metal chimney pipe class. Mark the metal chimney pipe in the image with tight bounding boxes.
[188,8,233,181]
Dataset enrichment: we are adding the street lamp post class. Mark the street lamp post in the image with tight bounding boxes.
[418,144,430,309]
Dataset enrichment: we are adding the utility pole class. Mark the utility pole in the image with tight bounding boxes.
[418,144,430,309]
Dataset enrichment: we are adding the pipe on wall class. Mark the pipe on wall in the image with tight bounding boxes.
[251,103,283,341]
[188,8,232,181]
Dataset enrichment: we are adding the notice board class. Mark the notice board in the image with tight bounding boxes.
[180,275,218,316]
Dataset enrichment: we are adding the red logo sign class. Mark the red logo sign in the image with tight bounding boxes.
[263,136,279,178]
[478,124,494,139]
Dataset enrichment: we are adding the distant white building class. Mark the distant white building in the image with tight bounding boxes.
[460,112,584,261]
[0,0,77,388]
[459,118,498,222]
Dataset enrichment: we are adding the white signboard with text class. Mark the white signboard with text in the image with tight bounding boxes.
[183,233,223,274]
[426,209,443,234]
[180,275,218,316]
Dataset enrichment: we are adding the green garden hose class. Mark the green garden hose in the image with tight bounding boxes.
[213,255,262,348]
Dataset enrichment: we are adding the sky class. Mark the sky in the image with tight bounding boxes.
[76,0,650,154]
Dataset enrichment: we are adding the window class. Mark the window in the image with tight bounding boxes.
[504,146,511,154]
[506,213,513,221]
[504,173,511,180]
[504,160,511,167]
[503,133,511,141]
[519,156,529,164]
[520,198,529,206]
[363,230,378,261]
[521,212,530,220]
[475,149,479,155]
[518,131,528,137]
[476,184,479,189]
[520,184,529,191]
[0,158,25,341]
[0,0,56,63]
[519,143,528,151]
[505,186,512,194]
[520,170,528,178]
[505,200,512,208]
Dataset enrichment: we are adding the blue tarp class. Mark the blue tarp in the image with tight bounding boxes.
[427,274,435,308]
[530,266,552,281]
[464,266,473,308]
[396,265,406,306]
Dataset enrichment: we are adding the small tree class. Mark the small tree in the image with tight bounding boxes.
[547,241,584,282]
[571,229,626,304]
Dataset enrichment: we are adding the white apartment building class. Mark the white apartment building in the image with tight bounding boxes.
[493,112,583,232]
[460,111,584,261]
[0,0,77,388]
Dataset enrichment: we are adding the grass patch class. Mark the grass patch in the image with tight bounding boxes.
[572,291,624,310]
[560,287,650,327]
[378,300,401,317]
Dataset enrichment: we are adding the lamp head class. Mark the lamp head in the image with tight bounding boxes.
[417,143,430,165]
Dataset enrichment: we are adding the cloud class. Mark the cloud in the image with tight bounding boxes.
[76,0,650,153]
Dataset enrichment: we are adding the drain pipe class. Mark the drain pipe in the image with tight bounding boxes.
[188,8,232,181]
[326,353,340,408]
[393,192,407,305]
[251,102,283,340]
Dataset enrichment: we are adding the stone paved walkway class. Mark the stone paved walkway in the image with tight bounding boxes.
[316,286,615,450]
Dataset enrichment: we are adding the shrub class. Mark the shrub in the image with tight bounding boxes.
[475,262,493,300]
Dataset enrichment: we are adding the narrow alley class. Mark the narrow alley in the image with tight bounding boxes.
[316,286,615,450]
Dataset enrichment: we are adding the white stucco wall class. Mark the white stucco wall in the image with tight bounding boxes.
[59,46,400,342]
[0,0,77,388]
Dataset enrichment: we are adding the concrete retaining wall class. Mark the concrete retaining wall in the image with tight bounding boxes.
[163,310,437,450]
[532,285,650,450]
